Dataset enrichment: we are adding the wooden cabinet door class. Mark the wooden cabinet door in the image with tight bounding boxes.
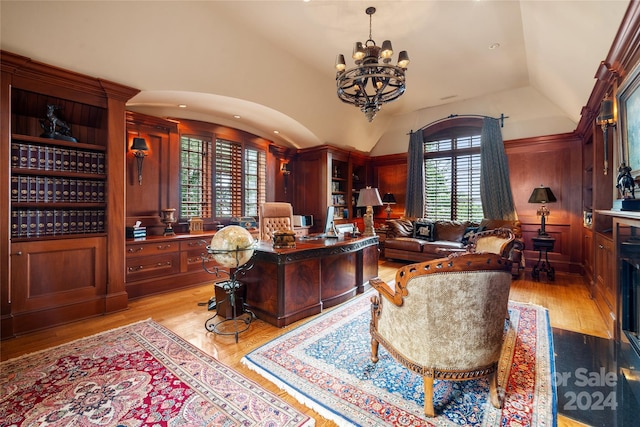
[11,237,107,334]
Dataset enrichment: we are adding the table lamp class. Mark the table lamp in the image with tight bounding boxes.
[357,187,383,236]
[528,185,557,236]
[382,193,397,220]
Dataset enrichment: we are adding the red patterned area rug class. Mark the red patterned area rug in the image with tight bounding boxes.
[0,320,313,426]
[242,293,556,426]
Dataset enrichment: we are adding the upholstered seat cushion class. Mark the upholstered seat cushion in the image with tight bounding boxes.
[422,240,465,255]
[384,237,427,252]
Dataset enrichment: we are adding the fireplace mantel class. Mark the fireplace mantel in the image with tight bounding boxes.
[597,209,640,222]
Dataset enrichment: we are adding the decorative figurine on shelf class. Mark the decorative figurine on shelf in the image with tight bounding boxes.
[39,104,76,142]
[160,208,176,236]
[188,217,204,234]
[617,163,636,199]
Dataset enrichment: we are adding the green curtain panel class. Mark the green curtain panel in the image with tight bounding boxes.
[480,117,517,220]
[406,131,425,218]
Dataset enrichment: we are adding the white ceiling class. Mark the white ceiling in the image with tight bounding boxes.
[0,1,630,155]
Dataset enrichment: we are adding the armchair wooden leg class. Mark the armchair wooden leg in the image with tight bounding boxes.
[371,338,379,363]
[489,371,503,409]
[423,375,435,417]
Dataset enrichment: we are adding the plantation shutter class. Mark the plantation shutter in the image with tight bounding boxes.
[180,135,212,219]
[244,148,266,217]
[423,133,482,222]
[215,139,242,218]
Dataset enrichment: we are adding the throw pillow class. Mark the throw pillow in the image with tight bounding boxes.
[461,226,479,245]
[413,220,435,241]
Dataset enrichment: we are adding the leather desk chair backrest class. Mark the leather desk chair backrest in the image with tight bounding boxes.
[259,202,294,241]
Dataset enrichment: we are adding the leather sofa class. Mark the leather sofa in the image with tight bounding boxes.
[383,218,524,275]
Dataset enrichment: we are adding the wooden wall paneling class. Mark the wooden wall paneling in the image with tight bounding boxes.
[125,112,178,234]
[506,133,584,273]
[372,153,407,220]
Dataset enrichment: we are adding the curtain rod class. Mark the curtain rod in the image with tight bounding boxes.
[409,113,509,134]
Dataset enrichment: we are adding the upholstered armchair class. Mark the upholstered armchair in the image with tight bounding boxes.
[369,253,513,417]
[467,227,515,256]
[259,202,294,241]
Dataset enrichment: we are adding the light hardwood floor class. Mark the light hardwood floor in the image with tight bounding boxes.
[1,259,605,426]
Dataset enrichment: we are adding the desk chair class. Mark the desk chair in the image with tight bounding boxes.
[259,202,294,241]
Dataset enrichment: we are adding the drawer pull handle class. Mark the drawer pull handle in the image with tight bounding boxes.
[599,244,604,249]
[157,244,172,250]
[128,247,144,253]
[128,261,172,273]
[188,241,204,247]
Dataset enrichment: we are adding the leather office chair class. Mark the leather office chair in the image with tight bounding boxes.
[369,253,513,417]
[259,202,294,241]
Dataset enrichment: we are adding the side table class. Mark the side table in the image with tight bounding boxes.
[532,235,555,281]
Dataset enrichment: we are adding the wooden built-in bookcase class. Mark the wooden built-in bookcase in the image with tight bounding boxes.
[1,50,139,338]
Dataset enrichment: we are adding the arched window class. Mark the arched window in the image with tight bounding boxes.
[422,118,483,221]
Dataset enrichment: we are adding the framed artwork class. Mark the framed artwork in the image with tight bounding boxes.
[617,61,640,176]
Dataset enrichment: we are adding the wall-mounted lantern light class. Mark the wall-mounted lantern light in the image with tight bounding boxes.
[281,160,291,194]
[131,137,149,185]
[596,97,616,175]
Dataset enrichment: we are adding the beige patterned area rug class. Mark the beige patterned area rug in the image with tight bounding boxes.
[0,319,313,426]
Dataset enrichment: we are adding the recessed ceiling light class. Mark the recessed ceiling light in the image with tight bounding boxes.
[489,43,500,50]
[273,130,280,134]
[178,104,187,108]
[233,115,241,119]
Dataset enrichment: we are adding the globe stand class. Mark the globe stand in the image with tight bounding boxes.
[202,243,256,343]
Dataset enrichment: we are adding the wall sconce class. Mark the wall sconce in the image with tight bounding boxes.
[280,162,291,175]
[528,185,557,236]
[281,161,290,194]
[596,97,616,175]
[130,137,149,185]
[381,193,396,220]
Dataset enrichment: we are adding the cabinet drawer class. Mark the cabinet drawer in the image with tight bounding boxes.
[182,250,219,273]
[126,252,180,281]
[179,237,211,252]
[126,241,179,257]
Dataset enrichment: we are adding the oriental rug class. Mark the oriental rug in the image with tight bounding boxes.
[242,294,556,426]
[0,319,313,427]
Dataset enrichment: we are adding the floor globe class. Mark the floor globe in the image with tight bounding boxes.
[208,225,255,268]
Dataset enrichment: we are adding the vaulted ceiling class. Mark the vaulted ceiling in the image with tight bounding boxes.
[0,1,631,155]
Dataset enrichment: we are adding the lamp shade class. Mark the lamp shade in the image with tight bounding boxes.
[357,187,383,207]
[528,186,557,204]
[131,137,149,151]
[382,193,397,204]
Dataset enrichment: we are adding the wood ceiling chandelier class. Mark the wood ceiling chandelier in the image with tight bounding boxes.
[335,6,410,122]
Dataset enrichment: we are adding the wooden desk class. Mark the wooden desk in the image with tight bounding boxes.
[243,235,379,327]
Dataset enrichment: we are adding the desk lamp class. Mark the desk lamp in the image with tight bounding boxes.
[382,193,397,220]
[357,187,383,236]
[528,185,557,236]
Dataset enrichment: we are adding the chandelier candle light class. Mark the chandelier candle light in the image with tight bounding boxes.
[335,6,410,122]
